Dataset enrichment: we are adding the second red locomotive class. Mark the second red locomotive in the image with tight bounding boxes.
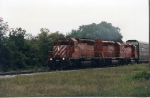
[48,38,138,69]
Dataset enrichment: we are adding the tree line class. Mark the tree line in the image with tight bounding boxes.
[0,18,123,72]
[67,21,123,42]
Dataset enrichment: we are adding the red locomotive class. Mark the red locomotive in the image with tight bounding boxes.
[48,38,138,70]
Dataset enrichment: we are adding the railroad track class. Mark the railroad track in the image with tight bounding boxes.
[0,65,98,76]
[0,63,131,76]
[0,69,51,76]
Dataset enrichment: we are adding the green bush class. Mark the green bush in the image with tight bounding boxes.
[132,70,150,80]
[33,65,39,71]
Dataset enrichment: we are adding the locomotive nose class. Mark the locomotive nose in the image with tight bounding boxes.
[57,46,60,51]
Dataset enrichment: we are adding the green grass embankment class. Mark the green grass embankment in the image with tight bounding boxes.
[0,63,150,97]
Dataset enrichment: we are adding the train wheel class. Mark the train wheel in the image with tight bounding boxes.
[108,60,112,67]
[125,59,129,65]
[116,60,121,66]
[94,60,100,68]
[61,61,66,70]
[71,60,75,69]
[105,61,109,67]
[76,60,81,69]
[91,60,96,68]
[74,60,80,69]
[96,60,99,67]
[65,60,71,70]
[98,60,101,68]
[101,60,105,67]
[120,59,125,65]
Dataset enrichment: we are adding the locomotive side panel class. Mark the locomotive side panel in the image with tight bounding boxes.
[102,46,108,57]
[94,40,103,57]
[114,42,122,57]
[94,40,117,58]
[71,46,79,58]
[108,45,115,57]
[77,43,94,58]
[86,45,94,58]
[102,41,116,58]
[124,46,132,58]
[104,45,116,57]
[78,43,87,58]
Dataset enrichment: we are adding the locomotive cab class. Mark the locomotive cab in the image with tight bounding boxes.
[52,38,77,58]
[48,38,78,69]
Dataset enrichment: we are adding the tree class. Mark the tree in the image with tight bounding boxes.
[0,17,9,36]
[67,21,123,42]
[36,28,65,66]
[7,28,27,70]
[0,18,10,71]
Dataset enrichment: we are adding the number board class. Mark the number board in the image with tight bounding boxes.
[108,45,114,51]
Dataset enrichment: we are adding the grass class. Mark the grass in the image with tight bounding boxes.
[0,63,150,97]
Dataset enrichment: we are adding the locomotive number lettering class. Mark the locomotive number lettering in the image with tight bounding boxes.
[108,46,114,51]
[79,45,84,49]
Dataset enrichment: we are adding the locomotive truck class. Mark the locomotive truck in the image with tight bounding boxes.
[48,38,148,70]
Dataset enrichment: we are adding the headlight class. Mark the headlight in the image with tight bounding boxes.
[50,58,52,60]
[58,47,60,51]
[62,58,65,60]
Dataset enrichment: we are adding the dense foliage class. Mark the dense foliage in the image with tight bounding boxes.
[0,26,64,71]
[67,21,123,42]
[0,18,123,71]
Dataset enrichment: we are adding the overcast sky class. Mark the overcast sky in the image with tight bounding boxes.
[0,0,149,42]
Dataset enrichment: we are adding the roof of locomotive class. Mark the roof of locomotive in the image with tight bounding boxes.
[70,38,77,42]
[126,40,149,45]
[76,38,94,42]
[103,41,115,43]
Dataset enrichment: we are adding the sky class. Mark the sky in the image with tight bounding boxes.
[0,0,149,42]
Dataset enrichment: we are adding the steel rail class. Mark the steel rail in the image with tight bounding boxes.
[0,69,51,76]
